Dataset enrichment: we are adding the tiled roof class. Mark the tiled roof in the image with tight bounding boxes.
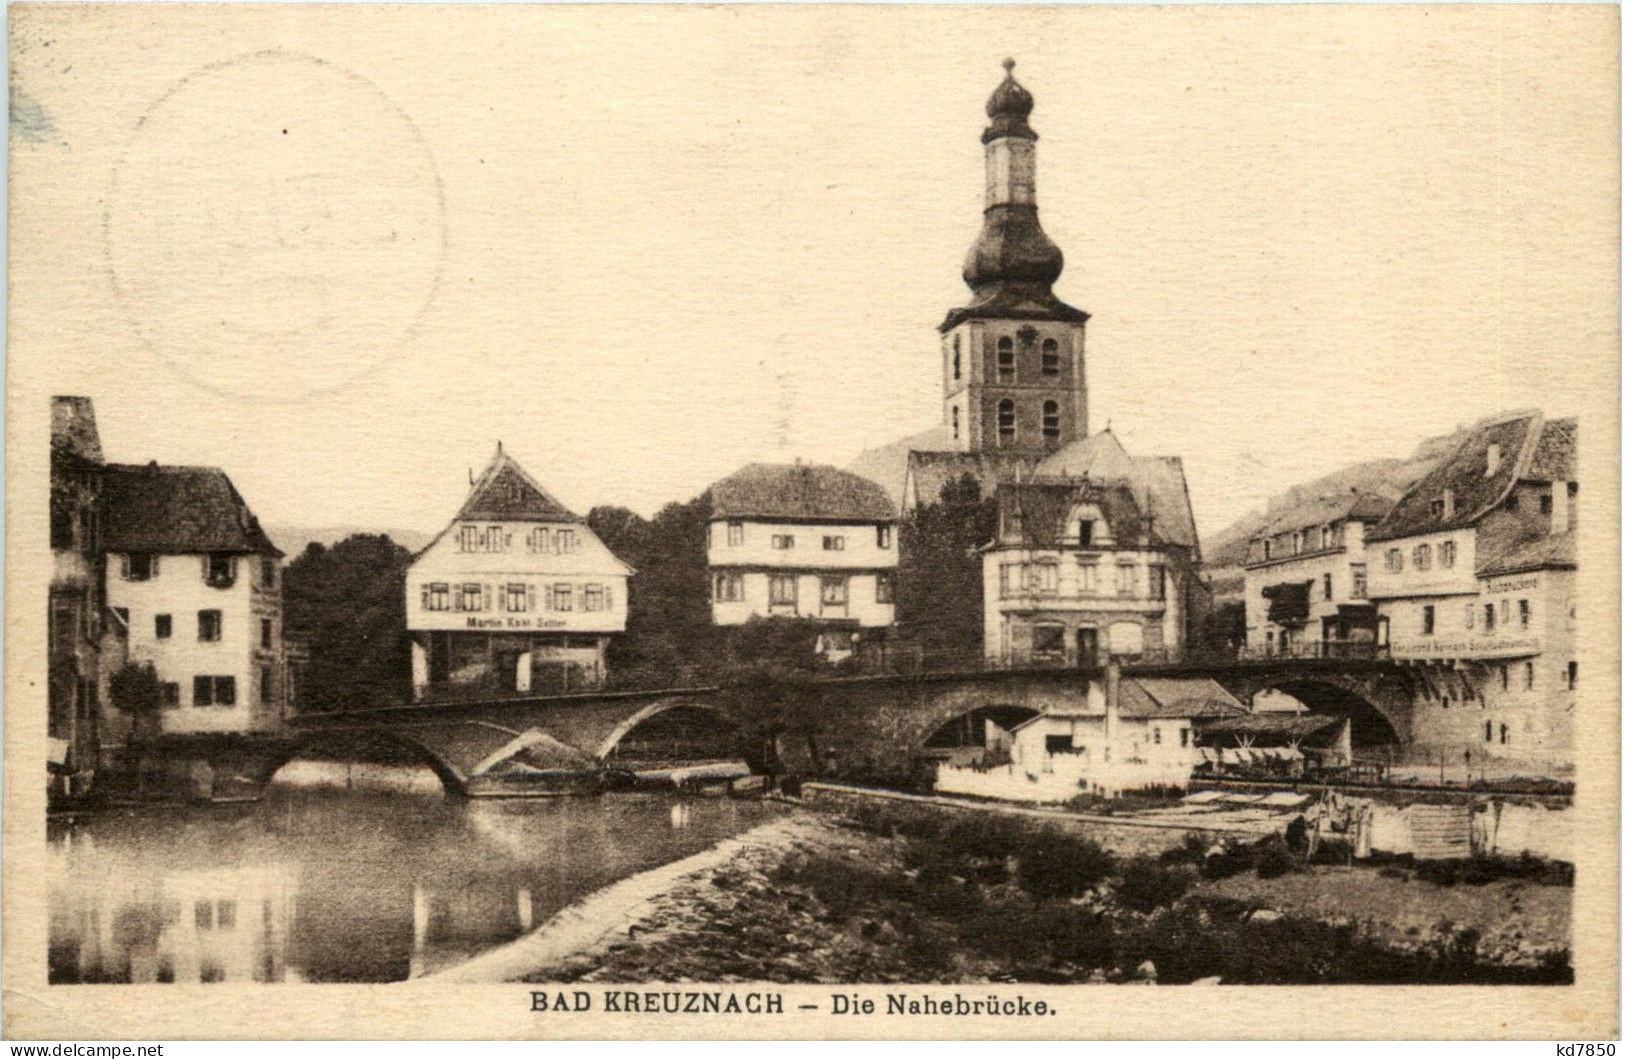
[1369,411,1544,542]
[709,463,896,523]
[1476,531,1576,576]
[1198,712,1347,743]
[457,447,580,523]
[1525,417,1577,481]
[1253,491,1395,541]
[1036,431,1200,552]
[904,450,1042,510]
[102,463,282,556]
[51,396,102,464]
[846,425,957,505]
[1120,678,1248,720]
[995,478,1150,550]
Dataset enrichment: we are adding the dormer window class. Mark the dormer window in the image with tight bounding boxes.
[1079,519,1094,546]
[1486,443,1502,476]
[122,553,157,582]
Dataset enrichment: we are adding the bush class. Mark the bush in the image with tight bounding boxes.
[1015,835,1116,900]
[1253,837,1298,879]
[1115,857,1195,914]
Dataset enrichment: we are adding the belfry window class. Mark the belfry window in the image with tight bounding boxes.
[1042,401,1060,439]
[997,399,1016,444]
[951,405,960,440]
[997,337,1015,383]
[1041,338,1060,376]
[952,335,962,381]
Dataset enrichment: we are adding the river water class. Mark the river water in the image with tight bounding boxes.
[48,768,778,984]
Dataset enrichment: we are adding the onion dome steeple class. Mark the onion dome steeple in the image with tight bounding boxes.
[942,59,1087,332]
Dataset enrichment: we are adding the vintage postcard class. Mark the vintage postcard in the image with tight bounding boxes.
[5,2,1619,1042]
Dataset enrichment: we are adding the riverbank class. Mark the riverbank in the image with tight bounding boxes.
[510,803,1571,985]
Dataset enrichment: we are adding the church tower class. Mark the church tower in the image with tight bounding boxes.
[940,60,1089,455]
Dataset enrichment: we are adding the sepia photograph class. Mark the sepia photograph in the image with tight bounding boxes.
[5,1,1619,1041]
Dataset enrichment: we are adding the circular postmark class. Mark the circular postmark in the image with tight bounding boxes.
[104,50,446,401]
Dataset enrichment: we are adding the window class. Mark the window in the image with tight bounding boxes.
[261,666,274,704]
[999,563,1015,598]
[1567,661,1578,690]
[1465,603,1476,630]
[713,572,743,602]
[1524,662,1535,690]
[1500,599,1511,625]
[1500,723,1509,745]
[1044,734,1073,754]
[1321,525,1333,549]
[459,525,480,552]
[260,619,272,649]
[261,559,276,588]
[1350,564,1368,600]
[1483,603,1496,631]
[1150,566,1167,601]
[1501,665,1509,690]
[556,530,577,554]
[1323,573,1333,601]
[1440,540,1456,568]
[952,335,961,381]
[1041,338,1060,376]
[1077,557,1099,594]
[1042,400,1060,440]
[769,574,798,607]
[1115,562,1136,598]
[424,582,450,611]
[193,675,236,707]
[1032,561,1058,595]
[1180,728,1189,748]
[1386,548,1402,572]
[1079,519,1094,546]
[1292,531,1303,555]
[160,682,180,708]
[583,585,606,612]
[155,614,172,640]
[1032,623,1065,657]
[877,525,892,549]
[459,583,485,612]
[1539,493,1553,516]
[528,528,551,553]
[1421,605,1434,635]
[1484,720,1493,743]
[551,584,573,611]
[771,534,795,550]
[997,336,1015,382]
[505,583,528,612]
[951,405,960,440]
[1153,727,1162,745]
[997,399,1016,444]
[1412,544,1431,571]
[205,554,236,587]
[1430,498,1445,519]
[1519,599,1531,628]
[1262,540,1272,561]
[822,535,845,551]
[876,571,894,604]
[197,610,223,642]
[820,576,848,609]
[727,521,744,547]
[123,553,157,581]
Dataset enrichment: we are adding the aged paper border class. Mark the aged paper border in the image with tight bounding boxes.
[4,2,1619,1040]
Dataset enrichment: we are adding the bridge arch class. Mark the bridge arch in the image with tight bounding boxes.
[266,727,470,794]
[921,704,1042,753]
[1222,673,1409,751]
[597,701,742,763]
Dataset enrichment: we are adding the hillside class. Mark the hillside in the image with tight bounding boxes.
[266,525,435,560]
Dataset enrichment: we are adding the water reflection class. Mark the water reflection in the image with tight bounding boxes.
[49,779,774,984]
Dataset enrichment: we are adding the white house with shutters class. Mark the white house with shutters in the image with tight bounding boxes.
[405,445,632,698]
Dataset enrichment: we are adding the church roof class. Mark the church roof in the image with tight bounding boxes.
[709,462,896,523]
[457,446,581,523]
[903,449,1042,510]
[102,463,282,557]
[847,425,957,506]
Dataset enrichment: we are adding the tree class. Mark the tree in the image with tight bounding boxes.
[897,472,998,661]
[108,661,162,741]
[282,534,413,710]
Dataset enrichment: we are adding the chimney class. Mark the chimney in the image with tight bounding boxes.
[1486,443,1502,477]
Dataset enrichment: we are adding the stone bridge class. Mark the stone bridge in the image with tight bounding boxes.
[250,656,1419,795]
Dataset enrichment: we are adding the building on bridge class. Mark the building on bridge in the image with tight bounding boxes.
[99,460,290,740]
[705,462,897,660]
[1241,490,1396,657]
[1366,410,1577,769]
[406,445,632,698]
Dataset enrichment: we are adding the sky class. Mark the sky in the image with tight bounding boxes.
[10,5,1618,543]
